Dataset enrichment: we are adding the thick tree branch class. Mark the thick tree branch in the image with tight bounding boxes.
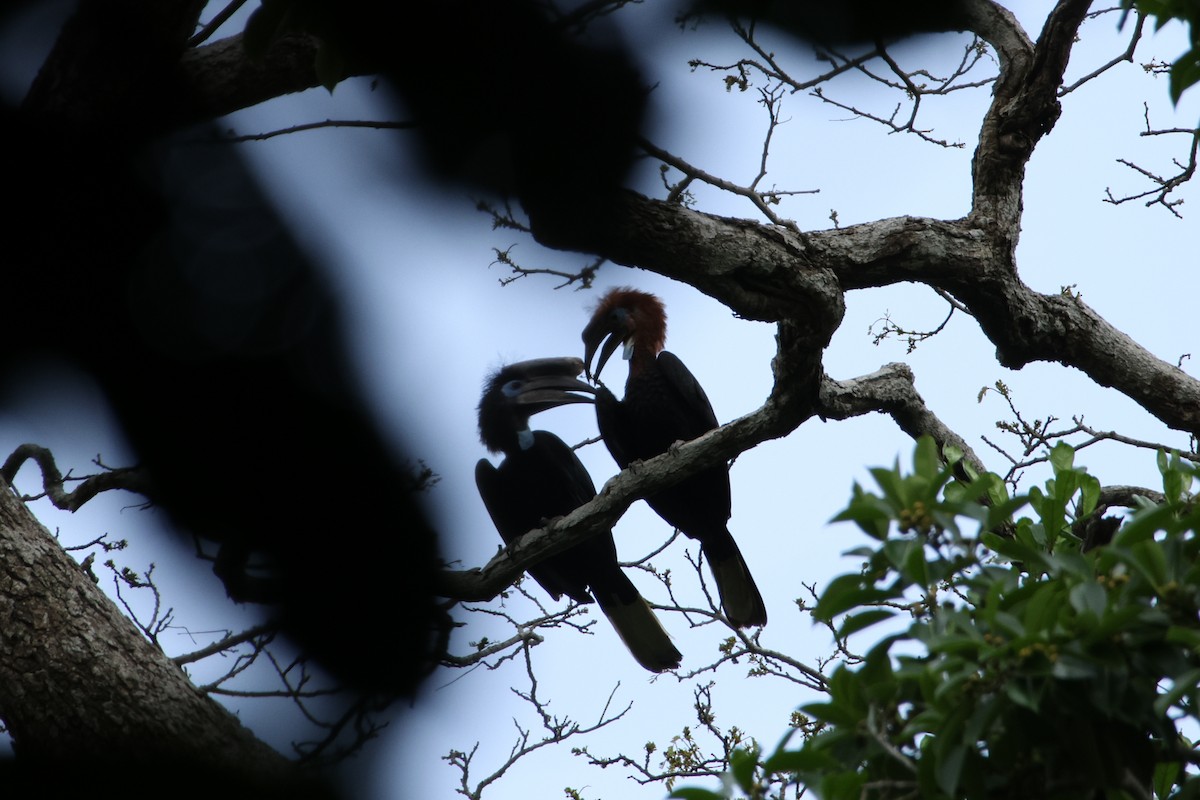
[532,190,844,335]
[962,0,1092,231]
[531,179,1200,436]
[438,380,810,601]
[804,218,1200,435]
[0,476,311,786]
[817,362,989,477]
[171,33,322,129]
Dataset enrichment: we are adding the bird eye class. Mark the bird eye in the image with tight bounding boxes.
[501,380,523,398]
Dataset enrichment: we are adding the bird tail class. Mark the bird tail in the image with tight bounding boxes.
[593,589,681,673]
[709,540,768,629]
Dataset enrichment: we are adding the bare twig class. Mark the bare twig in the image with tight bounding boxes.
[174,624,277,666]
[638,135,817,230]
[1104,103,1199,217]
[222,118,419,143]
[445,642,631,799]
[489,245,605,290]
[1060,10,1145,94]
[188,0,248,47]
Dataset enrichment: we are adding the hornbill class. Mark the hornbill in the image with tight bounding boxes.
[581,288,768,628]
[475,356,682,672]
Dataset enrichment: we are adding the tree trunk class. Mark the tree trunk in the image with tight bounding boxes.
[0,477,327,795]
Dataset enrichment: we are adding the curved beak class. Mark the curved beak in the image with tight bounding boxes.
[582,318,626,383]
[510,357,595,414]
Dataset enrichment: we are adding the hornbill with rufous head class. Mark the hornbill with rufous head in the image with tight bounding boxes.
[475,356,682,673]
[581,289,768,628]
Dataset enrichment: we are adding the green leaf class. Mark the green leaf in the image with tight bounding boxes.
[1051,653,1099,680]
[813,573,898,622]
[1048,550,1093,580]
[1154,757,1182,800]
[944,442,966,471]
[1165,456,1185,503]
[883,538,928,586]
[1005,680,1042,711]
[669,788,726,800]
[729,747,757,794]
[1116,504,1176,546]
[904,538,930,586]
[935,741,968,796]
[1069,581,1107,618]
[962,694,1001,745]
[820,770,866,800]
[837,609,896,640]
[869,464,909,508]
[1079,473,1101,518]
[802,701,861,727]
[1027,484,1046,516]
[1024,581,1066,635]
[983,530,1049,572]
[1049,442,1075,473]
[1154,667,1200,717]
[1170,45,1200,104]
[764,746,834,774]
[831,489,894,540]
[914,435,941,480]
[1166,625,1200,651]
[1126,539,1171,587]
[986,493,1032,531]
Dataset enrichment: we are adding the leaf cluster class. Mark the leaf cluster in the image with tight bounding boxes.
[677,439,1200,800]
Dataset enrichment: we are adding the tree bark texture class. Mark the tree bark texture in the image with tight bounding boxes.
[0,478,316,789]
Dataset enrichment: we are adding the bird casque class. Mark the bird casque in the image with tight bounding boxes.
[475,356,682,672]
[582,289,767,628]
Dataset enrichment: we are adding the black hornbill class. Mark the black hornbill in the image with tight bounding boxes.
[475,356,682,672]
[582,288,767,628]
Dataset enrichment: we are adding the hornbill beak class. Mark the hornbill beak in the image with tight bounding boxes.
[582,315,628,384]
[508,357,596,414]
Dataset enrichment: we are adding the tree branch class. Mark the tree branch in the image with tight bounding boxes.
[555,195,1200,438]
[817,362,990,477]
[1,444,153,511]
[438,315,821,601]
[172,33,323,129]
[0,474,307,783]
[437,379,810,601]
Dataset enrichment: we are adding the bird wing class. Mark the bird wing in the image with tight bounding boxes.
[594,385,636,469]
[532,431,598,508]
[474,458,523,547]
[657,350,719,436]
[475,441,600,604]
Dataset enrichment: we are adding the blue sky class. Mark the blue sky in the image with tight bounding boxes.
[2,2,1199,798]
